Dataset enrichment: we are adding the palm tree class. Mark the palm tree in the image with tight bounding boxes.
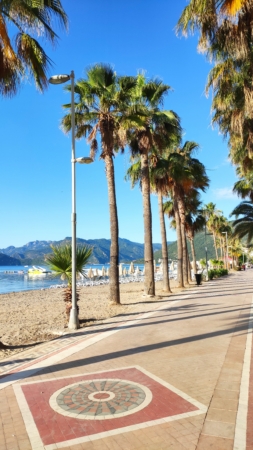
[164,195,184,287]
[216,217,231,262]
[62,64,138,305]
[156,144,209,287]
[177,0,253,174]
[166,143,209,285]
[177,0,251,55]
[206,55,253,171]
[0,0,68,96]
[231,201,253,243]
[184,197,206,274]
[204,203,222,259]
[46,244,92,321]
[233,168,253,201]
[127,155,173,293]
[128,73,181,296]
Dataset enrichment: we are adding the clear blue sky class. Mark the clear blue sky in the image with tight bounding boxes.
[0,0,240,248]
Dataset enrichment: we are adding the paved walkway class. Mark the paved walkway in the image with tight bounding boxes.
[0,270,253,450]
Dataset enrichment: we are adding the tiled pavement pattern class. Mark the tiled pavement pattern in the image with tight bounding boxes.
[52,378,148,418]
[0,271,253,449]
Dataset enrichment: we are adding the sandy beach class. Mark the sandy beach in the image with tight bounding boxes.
[0,279,183,360]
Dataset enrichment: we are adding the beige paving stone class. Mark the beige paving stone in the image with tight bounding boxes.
[215,380,241,391]
[210,397,238,411]
[206,408,237,424]
[197,434,233,449]
[202,420,235,439]
[212,389,239,400]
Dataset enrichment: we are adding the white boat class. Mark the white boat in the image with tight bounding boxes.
[27,266,51,276]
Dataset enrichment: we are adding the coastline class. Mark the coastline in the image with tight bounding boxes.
[0,279,181,360]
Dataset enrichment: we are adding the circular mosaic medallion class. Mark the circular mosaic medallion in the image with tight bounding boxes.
[49,378,152,420]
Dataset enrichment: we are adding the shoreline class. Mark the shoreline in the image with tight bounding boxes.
[0,278,183,360]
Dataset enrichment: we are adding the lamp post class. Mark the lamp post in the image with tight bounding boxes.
[49,71,93,329]
[222,232,228,270]
[227,245,232,269]
[202,209,212,281]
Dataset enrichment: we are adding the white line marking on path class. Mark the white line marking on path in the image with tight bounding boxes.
[233,295,253,450]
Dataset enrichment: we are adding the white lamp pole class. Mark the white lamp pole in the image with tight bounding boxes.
[69,70,78,329]
[49,71,93,330]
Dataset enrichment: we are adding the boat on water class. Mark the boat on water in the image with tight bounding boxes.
[27,266,51,276]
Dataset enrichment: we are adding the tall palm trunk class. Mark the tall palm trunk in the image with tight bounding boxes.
[177,192,189,285]
[213,231,218,259]
[188,252,192,282]
[184,231,191,284]
[189,234,197,274]
[158,191,171,292]
[219,238,223,260]
[174,198,184,287]
[104,154,120,304]
[141,151,155,295]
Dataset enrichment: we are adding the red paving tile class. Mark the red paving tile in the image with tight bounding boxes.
[19,367,199,446]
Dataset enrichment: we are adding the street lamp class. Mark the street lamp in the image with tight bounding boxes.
[202,210,211,281]
[222,232,228,270]
[49,71,93,330]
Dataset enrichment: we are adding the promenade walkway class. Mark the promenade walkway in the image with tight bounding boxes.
[0,270,252,450]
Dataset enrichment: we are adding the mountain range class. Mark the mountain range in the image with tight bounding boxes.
[0,232,216,266]
[0,237,164,266]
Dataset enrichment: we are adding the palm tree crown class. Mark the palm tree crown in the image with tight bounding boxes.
[0,0,68,96]
[231,200,253,243]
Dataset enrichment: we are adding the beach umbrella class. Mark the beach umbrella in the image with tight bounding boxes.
[142,266,145,275]
[129,262,135,274]
[101,266,106,277]
[119,263,123,276]
[123,267,127,277]
[95,269,99,277]
[135,266,140,276]
[153,260,157,272]
[87,268,94,279]
[170,261,174,271]
[106,267,110,277]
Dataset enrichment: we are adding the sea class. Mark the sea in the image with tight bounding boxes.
[0,264,145,294]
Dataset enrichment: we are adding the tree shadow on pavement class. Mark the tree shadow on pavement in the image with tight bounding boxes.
[1,301,251,383]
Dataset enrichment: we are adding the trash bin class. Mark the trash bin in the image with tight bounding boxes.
[195,273,202,286]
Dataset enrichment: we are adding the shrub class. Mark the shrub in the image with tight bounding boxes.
[208,269,215,280]
[217,260,224,268]
[199,259,206,268]
[210,259,219,268]
[208,268,228,279]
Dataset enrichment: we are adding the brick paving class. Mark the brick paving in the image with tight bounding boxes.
[0,270,253,449]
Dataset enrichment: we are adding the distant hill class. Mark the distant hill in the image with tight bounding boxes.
[154,230,216,261]
[0,238,163,266]
[0,253,21,266]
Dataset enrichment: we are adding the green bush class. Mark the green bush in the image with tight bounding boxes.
[199,259,206,268]
[208,268,228,279]
[208,269,215,280]
[217,260,224,268]
[209,259,225,269]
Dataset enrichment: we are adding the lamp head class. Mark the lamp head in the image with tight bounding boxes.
[75,157,94,164]
[48,74,70,85]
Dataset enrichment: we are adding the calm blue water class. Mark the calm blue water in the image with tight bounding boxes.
[0,264,145,294]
